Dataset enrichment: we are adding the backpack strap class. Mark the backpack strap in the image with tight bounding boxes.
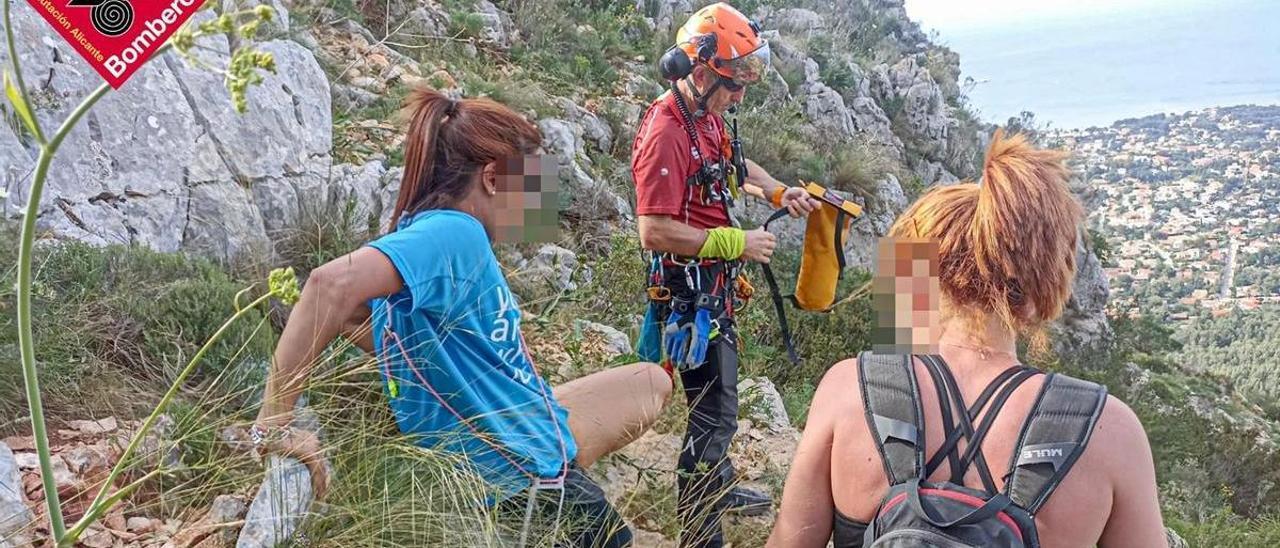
[858,351,925,485]
[924,363,1027,478]
[923,356,1038,494]
[953,366,1040,494]
[1003,373,1108,514]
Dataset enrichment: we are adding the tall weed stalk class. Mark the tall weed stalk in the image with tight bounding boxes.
[4,4,278,544]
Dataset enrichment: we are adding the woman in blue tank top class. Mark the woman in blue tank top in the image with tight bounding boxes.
[249,87,672,547]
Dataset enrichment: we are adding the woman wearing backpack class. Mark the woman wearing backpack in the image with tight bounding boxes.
[249,86,673,547]
[768,130,1166,547]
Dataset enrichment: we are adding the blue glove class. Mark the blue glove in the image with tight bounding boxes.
[686,307,713,369]
[662,309,691,367]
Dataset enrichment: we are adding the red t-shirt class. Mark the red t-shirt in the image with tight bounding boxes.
[631,92,731,230]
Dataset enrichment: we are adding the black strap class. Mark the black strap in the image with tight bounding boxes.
[759,264,798,365]
[834,209,848,272]
[924,364,1026,478]
[953,368,1039,493]
[669,82,735,226]
[922,356,1039,495]
[859,352,925,486]
[920,356,989,490]
[761,208,799,365]
[920,356,962,479]
[906,479,1015,529]
[1004,373,1108,514]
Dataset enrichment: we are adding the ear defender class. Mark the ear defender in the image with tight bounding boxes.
[659,45,693,81]
[660,33,722,81]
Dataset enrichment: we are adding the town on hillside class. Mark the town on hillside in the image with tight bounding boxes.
[1051,105,1280,322]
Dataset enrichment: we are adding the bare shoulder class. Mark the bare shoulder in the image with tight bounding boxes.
[1095,395,1148,446]
[809,358,865,426]
[1086,394,1154,478]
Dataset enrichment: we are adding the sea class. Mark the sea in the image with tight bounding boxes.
[915,0,1280,129]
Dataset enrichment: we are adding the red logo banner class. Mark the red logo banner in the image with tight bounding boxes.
[24,0,207,89]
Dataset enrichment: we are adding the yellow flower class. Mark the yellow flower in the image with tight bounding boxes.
[268,267,301,305]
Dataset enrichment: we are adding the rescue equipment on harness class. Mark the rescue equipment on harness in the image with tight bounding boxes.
[642,4,769,372]
[760,181,864,365]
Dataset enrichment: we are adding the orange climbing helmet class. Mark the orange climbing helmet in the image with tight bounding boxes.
[674,3,770,87]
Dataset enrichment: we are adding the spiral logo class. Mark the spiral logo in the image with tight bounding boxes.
[89,0,132,37]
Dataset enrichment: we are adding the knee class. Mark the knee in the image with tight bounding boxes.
[638,361,675,406]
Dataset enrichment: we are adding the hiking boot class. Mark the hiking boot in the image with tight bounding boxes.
[718,486,772,516]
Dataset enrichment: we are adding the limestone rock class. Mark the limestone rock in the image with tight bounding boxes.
[127,516,157,534]
[871,57,953,164]
[803,81,857,139]
[575,320,633,359]
[850,96,902,155]
[326,160,389,232]
[237,408,324,548]
[173,494,248,548]
[522,244,581,293]
[183,181,272,266]
[538,119,586,163]
[915,161,959,186]
[621,70,662,100]
[766,34,815,86]
[0,0,334,266]
[67,417,118,436]
[738,377,791,432]
[0,442,34,547]
[1051,239,1113,363]
[227,0,290,33]
[761,8,827,37]
[600,98,645,147]
[11,453,37,470]
[62,444,110,476]
[653,0,694,35]
[557,98,615,154]
[377,166,404,231]
[473,0,516,51]
[567,162,632,221]
[845,174,909,271]
[235,457,312,548]
[388,0,452,40]
[764,65,791,102]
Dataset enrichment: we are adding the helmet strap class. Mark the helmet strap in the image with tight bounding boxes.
[683,71,722,118]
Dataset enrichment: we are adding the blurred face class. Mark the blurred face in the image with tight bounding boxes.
[478,154,560,243]
[870,236,943,354]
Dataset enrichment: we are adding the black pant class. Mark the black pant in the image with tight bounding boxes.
[676,323,739,548]
[495,466,632,547]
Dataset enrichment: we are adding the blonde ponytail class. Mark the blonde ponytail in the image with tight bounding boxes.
[889,129,1084,342]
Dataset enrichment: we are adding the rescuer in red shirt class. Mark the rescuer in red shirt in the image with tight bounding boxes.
[631,4,818,547]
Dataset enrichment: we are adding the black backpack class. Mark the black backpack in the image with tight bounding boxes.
[857,351,1108,548]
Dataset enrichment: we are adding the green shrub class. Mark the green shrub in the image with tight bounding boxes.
[503,1,648,96]
[274,194,376,276]
[576,232,649,326]
[0,229,275,424]
[1169,509,1280,548]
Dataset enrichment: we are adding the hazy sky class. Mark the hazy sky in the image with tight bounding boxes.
[902,0,1280,128]
[904,0,1183,33]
